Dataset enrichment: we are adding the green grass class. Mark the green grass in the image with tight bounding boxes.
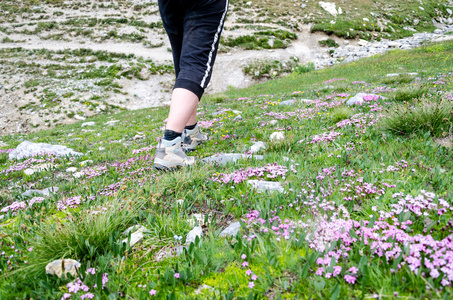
[1,40,453,299]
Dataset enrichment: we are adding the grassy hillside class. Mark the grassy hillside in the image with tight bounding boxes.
[0,40,453,299]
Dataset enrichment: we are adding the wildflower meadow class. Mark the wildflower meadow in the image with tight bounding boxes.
[1,38,453,299]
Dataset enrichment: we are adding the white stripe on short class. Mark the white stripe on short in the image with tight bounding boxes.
[200,0,229,88]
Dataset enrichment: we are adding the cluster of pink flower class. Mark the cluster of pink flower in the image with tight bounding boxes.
[243,188,453,287]
[334,113,380,130]
[240,254,258,289]
[378,160,409,173]
[61,270,108,300]
[263,111,297,120]
[131,147,155,154]
[325,93,351,100]
[99,182,122,197]
[57,196,83,211]
[0,149,13,154]
[210,163,289,185]
[1,197,45,214]
[198,119,219,129]
[1,157,47,176]
[244,210,297,242]
[370,86,396,94]
[310,131,343,144]
[324,78,347,84]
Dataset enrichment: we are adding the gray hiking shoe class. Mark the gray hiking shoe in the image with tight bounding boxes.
[153,136,196,171]
[182,124,208,151]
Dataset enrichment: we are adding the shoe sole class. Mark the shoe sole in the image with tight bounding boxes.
[153,163,180,172]
[153,158,195,171]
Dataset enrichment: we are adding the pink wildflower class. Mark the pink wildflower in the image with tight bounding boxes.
[149,289,157,296]
[344,275,356,284]
[242,261,249,267]
[174,273,180,279]
[248,281,255,289]
[80,293,94,300]
[61,293,71,300]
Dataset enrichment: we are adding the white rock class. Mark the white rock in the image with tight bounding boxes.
[358,39,369,46]
[319,1,341,17]
[300,99,314,104]
[0,141,9,147]
[176,199,184,205]
[66,167,77,173]
[9,141,83,160]
[73,172,84,179]
[387,41,401,47]
[99,147,105,151]
[233,115,243,121]
[346,93,385,106]
[74,115,86,121]
[268,38,275,48]
[80,160,93,166]
[363,18,369,22]
[270,132,285,141]
[386,73,400,77]
[105,120,120,126]
[186,226,203,245]
[269,120,278,126]
[81,122,95,127]
[194,284,214,295]
[447,8,452,16]
[201,153,264,165]
[249,141,266,153]
[133,134,145,140]
[279,99,296,106]
[248,180,285,193]
[24,169,35,176]
[45,259,81,278]
[22,186,58,197]
[219,222,241,237]
[232,110,242,114]
[122,225,149,247]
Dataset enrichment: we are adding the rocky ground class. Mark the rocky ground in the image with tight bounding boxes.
[0,0,452,135]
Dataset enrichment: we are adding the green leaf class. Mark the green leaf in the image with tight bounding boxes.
[301,263,310,279]
[313,277,326,291]
[330,285,341,300]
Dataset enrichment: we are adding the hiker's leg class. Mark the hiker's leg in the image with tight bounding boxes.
[165,0,228,132]
[166,88,199,133]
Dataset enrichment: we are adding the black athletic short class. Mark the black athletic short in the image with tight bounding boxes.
[158,0,229,100]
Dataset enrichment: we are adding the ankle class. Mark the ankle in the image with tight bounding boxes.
[164,129,182,141]
[185,122,197,131]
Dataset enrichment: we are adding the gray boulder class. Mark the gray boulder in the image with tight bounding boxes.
[219,222,241,237]
[9,141,83,160]
[202,153,263,166]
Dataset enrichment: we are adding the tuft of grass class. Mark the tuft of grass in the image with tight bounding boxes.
[381,96,453,137]
[318,38,339,48]
[392,85,429,102]
[329,106,354,125]
[24,201,141,277]
[222,30,297,50]
[380,74,415,85]
[244,58,299,79]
